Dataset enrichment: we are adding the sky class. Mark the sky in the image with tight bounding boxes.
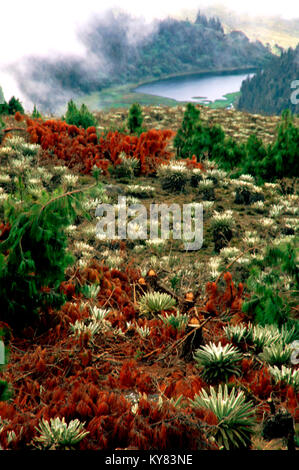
[1,0,299,107]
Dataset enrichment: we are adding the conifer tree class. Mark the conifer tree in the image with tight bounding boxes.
[0,184,95,330]
[127,103,143,134]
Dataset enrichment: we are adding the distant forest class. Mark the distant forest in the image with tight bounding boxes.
[12,10,273,111]
[238,45,299,115]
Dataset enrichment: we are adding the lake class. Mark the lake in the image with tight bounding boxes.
[134,70,255,104]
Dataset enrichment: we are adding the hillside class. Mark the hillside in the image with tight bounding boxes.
[0,104,298,451]
[238,45,299,115]
[13,10,273,112]
[196,6,299,51]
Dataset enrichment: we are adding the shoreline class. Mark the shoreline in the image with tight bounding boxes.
[131,65,258,90]
[72,66,258,113]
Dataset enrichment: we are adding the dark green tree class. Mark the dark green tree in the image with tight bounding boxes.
[8,96,24,115]
[0,184,95,331]
[127,103,143,134]
[173,103,201,158]
[32,105,42,119]
[242,239,299,326]
[65,100,97,129]
[261,110,299,180]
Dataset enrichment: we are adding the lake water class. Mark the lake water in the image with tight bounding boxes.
[134,71,255,104]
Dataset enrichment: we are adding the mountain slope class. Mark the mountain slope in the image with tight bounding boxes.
[12,10,273,112]
[238,45,299,115]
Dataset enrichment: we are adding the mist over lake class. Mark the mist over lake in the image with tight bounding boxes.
[134,71,255,103]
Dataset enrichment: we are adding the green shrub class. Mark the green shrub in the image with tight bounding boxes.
[127,103,144,134]
[174,104,299,181]
[32,105,42,119]
[0,116,5,144]
[262,110,299,180]
[8,96,24,115]
[64,100,97,129]
[173,103,201,159]
[242,240,299,326]
[0,380,12,402]
[0,180,96,331]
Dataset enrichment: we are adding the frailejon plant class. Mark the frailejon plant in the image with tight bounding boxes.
[193,342,243,383]
[138,292,176,317]
[247,323,281,351]
[0,180,97,330]
[158,311,189,331]
[110,152,140,179]
[190,385,256,450]
[223,323,250,345]
[81,284,101,300]
[160,171,189,193]
[210,210,235,252]
[259,342,292,367]
[269,365,299,391]
[33,417,89,450]
[70,319,102,340]
[4,136,39,158]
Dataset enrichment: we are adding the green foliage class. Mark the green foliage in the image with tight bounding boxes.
[64,100,97,129]
[8,96,24,115]
[241,134,267,180]
[32,105,42,119]
[173,103,244,169]
[174,104,299,181]
[0,181,95,330]
[0,86,5,104]
[238,45,299,116]
[194,342,243,383]
[0,101,9,115]
[173,103,201,159]
[127,103,144,134]
[0,380,12,402]
[158,311,189,331]
[190,384,256,450]
[0,96,24,116]
[261,110,299,180]
[242,239,299,326]
[0,116,5,144]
